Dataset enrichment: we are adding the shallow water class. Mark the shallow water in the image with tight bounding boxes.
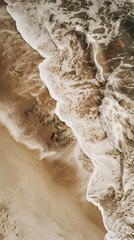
[1,1,134,239]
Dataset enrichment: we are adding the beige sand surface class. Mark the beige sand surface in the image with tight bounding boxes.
[0,126,105,240]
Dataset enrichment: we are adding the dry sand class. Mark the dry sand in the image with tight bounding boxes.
[0,125,105,240]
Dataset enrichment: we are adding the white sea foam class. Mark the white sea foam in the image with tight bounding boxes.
[4,0,134,239]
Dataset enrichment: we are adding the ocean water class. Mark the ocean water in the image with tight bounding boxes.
[1,0,134,239]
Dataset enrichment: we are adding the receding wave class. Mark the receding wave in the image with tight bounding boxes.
[1,0,134,239]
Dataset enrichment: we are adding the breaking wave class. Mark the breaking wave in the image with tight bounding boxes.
[1,0,134,239]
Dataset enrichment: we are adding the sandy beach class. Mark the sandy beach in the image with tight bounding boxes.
[1,1,133,239]
[0,126,105,240]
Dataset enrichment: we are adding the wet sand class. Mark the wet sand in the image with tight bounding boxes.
[0,125,105,240]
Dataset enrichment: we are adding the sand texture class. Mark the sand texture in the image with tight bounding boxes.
[0,0,134,239]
